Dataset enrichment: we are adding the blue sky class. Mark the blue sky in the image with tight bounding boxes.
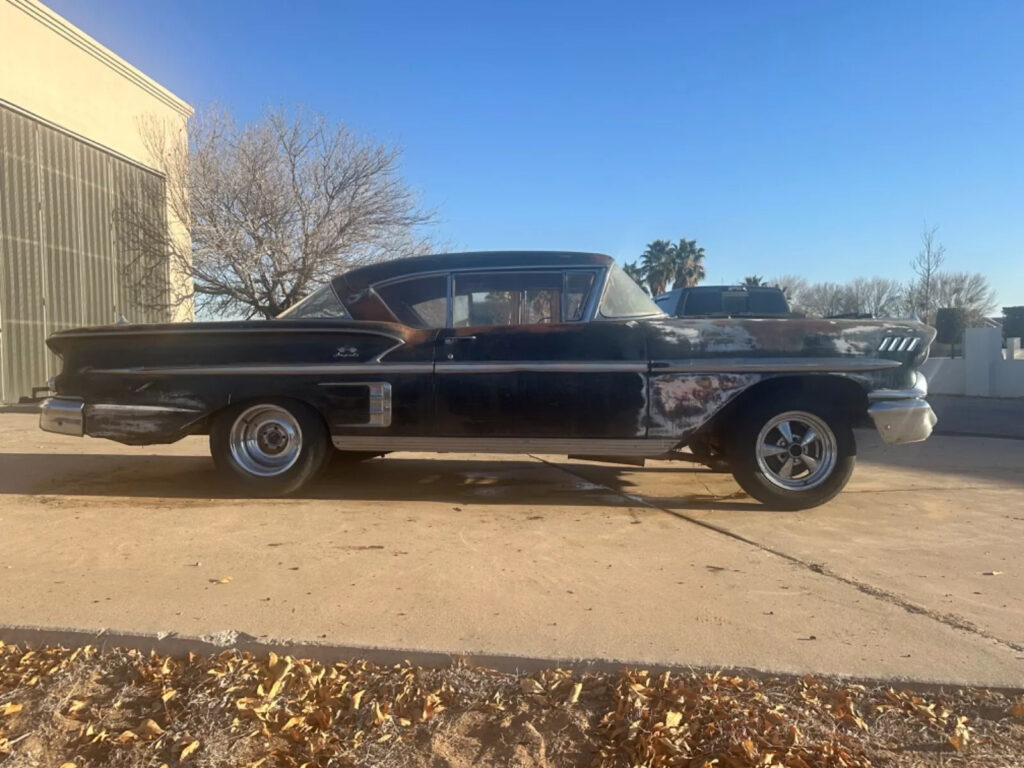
[47,0,1024,307]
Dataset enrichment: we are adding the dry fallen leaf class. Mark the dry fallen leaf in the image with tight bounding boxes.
[1,702,23,717]
[180,740,200,760]
[664,710,683,728]
[215,576,232,584]
[140,718,164,737]
[520,678,544,695]
[117,730,138,744]
[58,763,76,768]
[1009,700,1024,718]
[569,682,582,704]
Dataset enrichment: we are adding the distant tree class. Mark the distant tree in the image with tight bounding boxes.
[769,275,808,308]
[1004,306,1024,340]
[671,238,706,288]
[637,238,707,294]
[742,274,764,287]
[797,282,851,317]
[622,261,648,293]
[639,239,676,295]
[930,272,997,327]
[908,224,946,323]
[844,277,906,318]
[122,106,435,319]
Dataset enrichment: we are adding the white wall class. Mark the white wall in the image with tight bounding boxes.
[922,330,1024,398]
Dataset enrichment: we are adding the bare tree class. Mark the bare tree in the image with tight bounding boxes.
[796,282,851,317]
[121,107,436,319]
[931,271,998,326]
[909,224,946,322]
[844,277,906,318]
[768,275,808,308]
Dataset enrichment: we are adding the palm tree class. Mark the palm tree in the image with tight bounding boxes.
[742,274,764,287]
[640,240,676,295]
[670,238,706,288]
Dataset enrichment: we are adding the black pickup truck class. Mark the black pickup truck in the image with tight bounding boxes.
[655,285,794,318]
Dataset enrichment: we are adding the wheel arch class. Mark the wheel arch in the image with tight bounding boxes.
[691,374,869,450]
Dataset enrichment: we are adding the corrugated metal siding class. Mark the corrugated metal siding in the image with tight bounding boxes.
[0,104,172,402]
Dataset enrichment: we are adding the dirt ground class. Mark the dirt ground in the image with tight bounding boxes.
[0,413,1022,691]
[2,641,1023,768]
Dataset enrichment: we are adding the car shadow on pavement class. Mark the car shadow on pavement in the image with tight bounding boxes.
[0,452,757,510]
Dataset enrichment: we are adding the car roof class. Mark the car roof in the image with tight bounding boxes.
[337,251,614,291]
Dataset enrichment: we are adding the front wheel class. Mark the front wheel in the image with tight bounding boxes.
[210,400,331,496]
[729,399,855,510]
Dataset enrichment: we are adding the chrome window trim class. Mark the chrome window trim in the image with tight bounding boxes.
[593,264,666,322]
[370,265,608,327]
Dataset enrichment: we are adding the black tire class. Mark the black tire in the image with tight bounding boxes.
[210,399,331,496]
[728,395,855,510]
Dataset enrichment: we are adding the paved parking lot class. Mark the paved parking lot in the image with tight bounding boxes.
[0,412,1021,687]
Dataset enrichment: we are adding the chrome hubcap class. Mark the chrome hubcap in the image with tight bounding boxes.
[755,411,837,491]
[228,405,302,477]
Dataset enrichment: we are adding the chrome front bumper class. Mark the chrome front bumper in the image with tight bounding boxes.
[867,372,937,444]
[39,397,85,436]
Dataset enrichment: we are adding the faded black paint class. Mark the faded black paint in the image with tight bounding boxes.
[45,252,936,448]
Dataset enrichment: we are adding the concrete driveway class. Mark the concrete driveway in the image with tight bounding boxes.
[0,413,1021,687]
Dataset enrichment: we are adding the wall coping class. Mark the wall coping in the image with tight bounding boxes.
[7,0,193,119]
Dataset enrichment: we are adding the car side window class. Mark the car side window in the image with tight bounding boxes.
[453,271,565,327]
[564,271,595,321]
[375,275,448,328]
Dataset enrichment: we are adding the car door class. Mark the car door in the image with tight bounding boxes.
[434,269,648,438]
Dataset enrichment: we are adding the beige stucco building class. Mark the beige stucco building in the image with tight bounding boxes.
[0,0,192,402]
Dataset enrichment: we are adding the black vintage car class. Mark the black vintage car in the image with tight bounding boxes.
[40,252,937,509]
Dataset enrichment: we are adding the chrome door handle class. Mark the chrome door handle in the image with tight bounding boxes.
[444,335,477,344]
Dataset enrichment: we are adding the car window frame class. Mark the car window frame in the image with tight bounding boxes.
[594,264,666,321]
[370,266,605,329]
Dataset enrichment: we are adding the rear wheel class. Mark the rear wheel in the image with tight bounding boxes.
[729,398,855,510]
[210,400,331,496]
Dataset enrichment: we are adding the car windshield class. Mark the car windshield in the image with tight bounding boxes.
[277,284,350,319]
[598,265,665,319]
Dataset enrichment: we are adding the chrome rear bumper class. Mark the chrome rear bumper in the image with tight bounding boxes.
[867,372,937,444]
[39,397,84,436]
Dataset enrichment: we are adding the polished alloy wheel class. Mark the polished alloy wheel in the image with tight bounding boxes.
[755,410,837,490]
[228,405,303,477]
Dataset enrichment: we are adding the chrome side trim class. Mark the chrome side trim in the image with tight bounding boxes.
[436,361,647,374]
[331,436,678,455]
[868,398,937,444]
[86,403,201,414]
[53,326,406,343]
[650,357,902,374]
[90,363,434,376]
[320,381,393,427]
[867,371,928,401]
[39,397,84,436]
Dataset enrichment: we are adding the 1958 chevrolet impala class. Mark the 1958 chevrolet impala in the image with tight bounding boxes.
[40,251,937,509]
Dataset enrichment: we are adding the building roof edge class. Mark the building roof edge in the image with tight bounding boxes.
[8,0,193,119]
